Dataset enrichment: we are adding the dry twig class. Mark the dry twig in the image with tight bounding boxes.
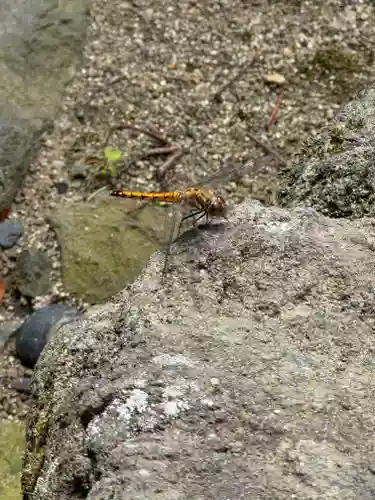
[107,123,185,186]
[247,131,288,167]
[265,93,284,130]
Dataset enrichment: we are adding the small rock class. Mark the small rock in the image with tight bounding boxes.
[14,247,52,298]
[54,182,69,194]
[15,304,80,368]
[10,377,32,394]
[241,174,253,188]
[0,320,23,351]
[141,8,154,22]
[265,72,286,85]
[283,47,294,58]
[0,221,23,249]
[70,162,90,180]
[51,160,66,170]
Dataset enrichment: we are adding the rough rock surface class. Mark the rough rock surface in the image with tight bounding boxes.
[23,196,375,498]
[279,87,375,218]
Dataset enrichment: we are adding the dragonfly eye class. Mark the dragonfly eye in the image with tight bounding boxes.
[211,195,227,215]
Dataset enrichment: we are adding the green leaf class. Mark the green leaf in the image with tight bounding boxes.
[104,147,121,162]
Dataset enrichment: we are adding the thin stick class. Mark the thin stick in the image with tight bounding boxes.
[156,149,186,187]
[124,145,180,170]
[123,124,169,144]
[143,145,179,156]
[144,124,170,144]
[103,124,170,149]
[87,185,108,202]
[247,132,288,167]
[265,93,284,130]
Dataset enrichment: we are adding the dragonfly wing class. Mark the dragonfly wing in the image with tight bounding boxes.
[194,158,253,189]
[124,198,170,247]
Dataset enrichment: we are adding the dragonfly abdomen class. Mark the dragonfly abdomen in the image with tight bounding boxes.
[110,190,183,203]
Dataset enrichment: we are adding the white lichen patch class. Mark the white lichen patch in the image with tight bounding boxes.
[153,353,195,368]
[86,381,196,443]
[263,220,292,234]
[163,385,185,399]
[160,381,194,419]
[138,468,151,477]
[35,458,60,496]
[163,399,190,418]
[117,389,149,421]
[86,390,149,439]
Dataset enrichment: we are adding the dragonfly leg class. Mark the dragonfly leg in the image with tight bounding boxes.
[175,210,202,242]
[181,210,203,224]
[193,212,207,226]
[161,210,206,282]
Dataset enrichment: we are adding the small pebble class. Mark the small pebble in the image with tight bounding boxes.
[70,162,90,179]
[264,72,286,85]
[0,320,23,351]
[52,160,66,170]
[14,247,52,298]
[54,182,69,194]
[0,221,23,249]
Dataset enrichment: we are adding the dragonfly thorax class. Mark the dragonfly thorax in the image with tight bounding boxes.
[182,187,227,218]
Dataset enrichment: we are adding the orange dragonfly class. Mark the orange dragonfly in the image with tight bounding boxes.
[110,160,248,278]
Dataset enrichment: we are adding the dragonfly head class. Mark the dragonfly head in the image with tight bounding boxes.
[208,195,228,218]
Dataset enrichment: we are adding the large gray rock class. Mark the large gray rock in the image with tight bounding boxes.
[0,0,90,212]
[22,195,375,498]
[279,87,375,218]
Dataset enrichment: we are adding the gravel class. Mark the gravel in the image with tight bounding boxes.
[1,0,375,421]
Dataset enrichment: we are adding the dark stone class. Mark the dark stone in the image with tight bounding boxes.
[0,220,23,248]
[15,304,79,368]
[14,247,52,298]
[54,182,69,194]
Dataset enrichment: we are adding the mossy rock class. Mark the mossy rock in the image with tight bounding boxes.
[48,198,170,303]
[0,421,25,500]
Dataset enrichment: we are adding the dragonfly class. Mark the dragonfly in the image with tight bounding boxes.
[109,160,249,279]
